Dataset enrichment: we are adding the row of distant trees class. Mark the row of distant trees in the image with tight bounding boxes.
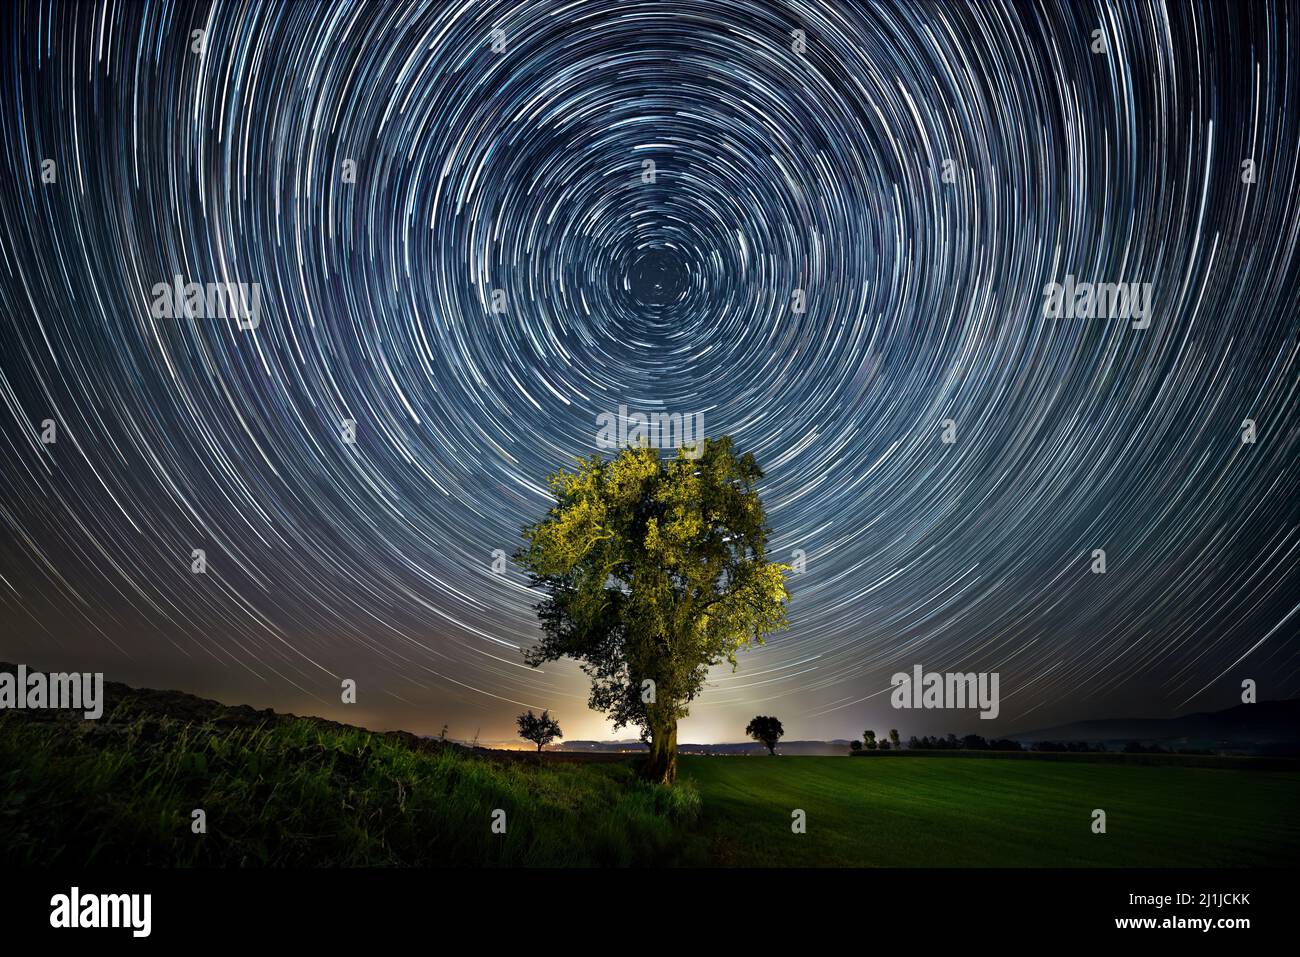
[871,734,1102,752]
[516,713,794,755]
[906,733,1027,751]
[903,736,1209,754]
[515,711,793,755]
[515,710,1192,756]
[850,729,902,751]
[734,720,1108,755]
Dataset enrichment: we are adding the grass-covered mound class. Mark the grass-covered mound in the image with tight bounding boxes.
[0,713,702,867]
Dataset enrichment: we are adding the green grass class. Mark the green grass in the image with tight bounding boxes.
[4,713,1297,866]
[0,715,702,867]
[681,755,1300,866]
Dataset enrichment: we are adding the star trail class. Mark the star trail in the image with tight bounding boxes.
[0,0,1297,743]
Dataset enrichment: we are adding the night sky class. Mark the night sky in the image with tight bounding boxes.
[1,0,1297,746]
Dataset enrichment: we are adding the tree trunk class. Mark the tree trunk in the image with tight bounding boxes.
[643,713,678,785]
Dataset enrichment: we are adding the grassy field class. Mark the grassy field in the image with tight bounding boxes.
[3,711,1297,867]
[0,715,703,867]
[681,755,1300,866]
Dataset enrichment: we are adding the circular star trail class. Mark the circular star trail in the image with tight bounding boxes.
[0,0,1297,741]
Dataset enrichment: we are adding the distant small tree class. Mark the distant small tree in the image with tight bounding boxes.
[889,729,900,749]
[850,740,862,752]
[879,739,891,751]
[864,729,877,750]
[746,715,785,755]
[517,709,562,752]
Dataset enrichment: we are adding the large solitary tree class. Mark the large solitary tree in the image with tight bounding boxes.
[516,438,790,784]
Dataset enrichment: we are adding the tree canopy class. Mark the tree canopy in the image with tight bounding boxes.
[745,715,785,755]
[515,438,790,783]
[516,709,562,752]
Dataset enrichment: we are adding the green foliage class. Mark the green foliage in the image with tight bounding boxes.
[0,714,701,867]
[516,438,789,780]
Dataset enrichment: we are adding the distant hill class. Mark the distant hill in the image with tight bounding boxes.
[557,739,855,756]
[0,661,465,757]
[1010,699,1300,754]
